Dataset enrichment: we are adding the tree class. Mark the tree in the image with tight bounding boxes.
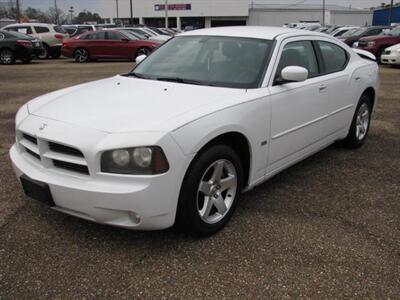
[24,7,50,23]
[73,10,102,24]
[46,7,67,24]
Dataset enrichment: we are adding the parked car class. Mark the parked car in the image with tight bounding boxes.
[0,29,43,64]
[330,26,360,38]
[380,43,400,65]
[61,29,159,62]
[119,27,170,42]
[358,27,400,62]
[115,27,166,44]
[2,23,68,59]
[338,26,392,47]
[61,25,95,37]
[10,27,379,236]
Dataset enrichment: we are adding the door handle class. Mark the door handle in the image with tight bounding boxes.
[319,85,327,92]
[355,77,361,81]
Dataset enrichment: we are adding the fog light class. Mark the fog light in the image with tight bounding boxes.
[129,211,141,224]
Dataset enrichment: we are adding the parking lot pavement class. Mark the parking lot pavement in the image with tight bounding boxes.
[0,59,399,298]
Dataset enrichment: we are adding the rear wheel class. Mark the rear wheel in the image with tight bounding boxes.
[176,145,243,236]
[0,48,15,64]
[74,48,90,63]
[343,94,372,148]
[38,44,50,59]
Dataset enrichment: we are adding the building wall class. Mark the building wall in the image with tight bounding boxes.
[373,6,400,25]
[99,0,251,19]
[248,9,324,26]
[330,11,372,26]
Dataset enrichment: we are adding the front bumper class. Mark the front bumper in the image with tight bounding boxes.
[10,115,190,230]
[381,53,400,65]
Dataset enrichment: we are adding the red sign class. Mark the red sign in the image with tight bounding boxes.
[154,4,191,11]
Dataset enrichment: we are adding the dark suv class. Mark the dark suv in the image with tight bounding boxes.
[357,27,400,61]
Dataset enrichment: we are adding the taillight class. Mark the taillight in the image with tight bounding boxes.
[54,34,64,40]
[17,40,32,47]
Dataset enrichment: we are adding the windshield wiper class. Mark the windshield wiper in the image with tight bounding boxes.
[126,72,153,79]
[155,77,217,86]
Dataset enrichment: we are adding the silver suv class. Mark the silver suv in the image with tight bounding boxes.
[2,23,69,58]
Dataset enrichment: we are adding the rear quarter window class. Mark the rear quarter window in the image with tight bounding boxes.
[317,41,349,74]
[34,26,50,33]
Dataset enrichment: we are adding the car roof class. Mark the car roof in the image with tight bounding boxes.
[179,26,324,40]
[5,23,56,27]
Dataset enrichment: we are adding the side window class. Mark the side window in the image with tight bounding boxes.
[317,41,348,74]
[275,40,319,82]
[94,32,106,40]
[8,26,32,34]
[107,31,123,40]
[366,29,382,36]
[34,26,50,34]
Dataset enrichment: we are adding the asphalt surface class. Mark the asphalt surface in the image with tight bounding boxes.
[0,59,399,298]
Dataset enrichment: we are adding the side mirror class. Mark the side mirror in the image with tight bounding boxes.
[280,66,308,83]
[136,54,147,65]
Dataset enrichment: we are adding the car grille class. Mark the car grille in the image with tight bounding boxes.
[18,132,89,175]
[383,50,391,55]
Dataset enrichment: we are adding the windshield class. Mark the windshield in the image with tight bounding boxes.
[341,27,364,37]
[131,36,273,89]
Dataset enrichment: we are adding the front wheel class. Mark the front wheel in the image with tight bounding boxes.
[343,94,372,148]
[0,49,15,64]
[74,48,90,63]
[38,44,50,59]
[176,145,243,236]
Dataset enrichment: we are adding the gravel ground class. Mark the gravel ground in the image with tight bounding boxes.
[0,59,399,299]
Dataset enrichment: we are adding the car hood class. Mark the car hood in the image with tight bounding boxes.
[386,43,400,51]
[28,75,251,133]
[359,35,397,42]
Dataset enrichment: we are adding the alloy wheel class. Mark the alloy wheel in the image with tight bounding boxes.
[355,103,370,141]
[196,159,237,224]
[0,49,13,64]
[75,49,88,63]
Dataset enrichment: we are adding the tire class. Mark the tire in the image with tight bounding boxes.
[176,144,243,236]
[376,47,385,65]
[343,94,372,148]
[51,51,61,59]
[38,44,50,59]
[74,48,90,63]
[0,48,15,64]
[136,47,151,58]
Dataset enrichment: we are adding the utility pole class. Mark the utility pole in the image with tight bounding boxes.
[388,0,394,25]
[54,0,59,24]
[68,6,74,24]
[165,0,168,28]
[115,0,119,23]
[322,0,326,26]
[130,0,133,25]
[15,0,21,23]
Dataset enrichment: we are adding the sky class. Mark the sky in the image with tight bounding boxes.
[18,0,394,14]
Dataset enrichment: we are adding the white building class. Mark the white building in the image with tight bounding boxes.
[99,0,251,29]
[99,1,373,29]
[248,4,373,27]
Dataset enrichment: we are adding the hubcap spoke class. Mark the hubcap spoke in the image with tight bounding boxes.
[200,196,213,219]
[199,181,212,195]
[211,161,224,183]
[213,195,227,214]
[219,175,236,192]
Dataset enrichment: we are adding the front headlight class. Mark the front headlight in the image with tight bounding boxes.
[367,41,376,47]
[101,146,169,175]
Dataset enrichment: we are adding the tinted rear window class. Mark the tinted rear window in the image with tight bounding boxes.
[34,26,50,33]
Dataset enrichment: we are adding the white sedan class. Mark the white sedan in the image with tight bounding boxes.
[381,43,400,65]
[10,27,379,236]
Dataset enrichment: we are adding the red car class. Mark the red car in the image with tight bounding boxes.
[61,30,160,62]
[357,27,400,62]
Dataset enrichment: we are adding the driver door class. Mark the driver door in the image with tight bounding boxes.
[267,39,331,172]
